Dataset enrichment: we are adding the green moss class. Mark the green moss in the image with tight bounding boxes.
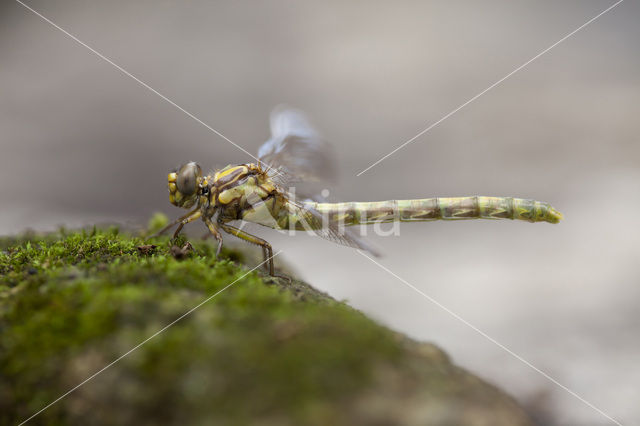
[0,226,405,425]
[0,223,533,426]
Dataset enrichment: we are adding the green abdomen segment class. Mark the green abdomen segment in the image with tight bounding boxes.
[307,197,563,226]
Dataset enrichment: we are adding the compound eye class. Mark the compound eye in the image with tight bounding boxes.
[176,162,201,195]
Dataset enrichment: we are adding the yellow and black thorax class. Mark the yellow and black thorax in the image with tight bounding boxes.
[210,164,281,222]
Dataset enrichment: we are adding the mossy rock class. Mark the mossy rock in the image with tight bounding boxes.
[0,221,533,426]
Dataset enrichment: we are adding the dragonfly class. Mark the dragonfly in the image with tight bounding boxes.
[154,106,563,276]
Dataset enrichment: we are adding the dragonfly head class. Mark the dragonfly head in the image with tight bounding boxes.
[168,162,204,209]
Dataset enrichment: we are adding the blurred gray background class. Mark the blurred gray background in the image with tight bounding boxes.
[2,1,638,424]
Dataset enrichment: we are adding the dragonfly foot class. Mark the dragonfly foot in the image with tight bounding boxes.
[263,272,291,285]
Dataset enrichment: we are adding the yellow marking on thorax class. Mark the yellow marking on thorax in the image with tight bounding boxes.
[260,181,276,193]
[218,186,244,205]
[214,165,247,181]
[248,180,269,198]
[217,174,269,207]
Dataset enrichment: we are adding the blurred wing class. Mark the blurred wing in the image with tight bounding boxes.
[258,106,337,185]
[258,106,380,256]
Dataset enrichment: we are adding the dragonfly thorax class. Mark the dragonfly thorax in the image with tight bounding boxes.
[208,164,281,224]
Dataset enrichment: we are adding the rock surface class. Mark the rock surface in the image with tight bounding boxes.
[0,224,533,426]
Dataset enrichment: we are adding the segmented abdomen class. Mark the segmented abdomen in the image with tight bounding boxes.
[307,197,563,226]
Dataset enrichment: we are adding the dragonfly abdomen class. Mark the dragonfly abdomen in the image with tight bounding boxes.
[308,196,563,226]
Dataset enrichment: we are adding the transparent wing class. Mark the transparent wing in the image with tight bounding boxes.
[284,197,381,256]
[257,106,380,256]
[258,105,337,186]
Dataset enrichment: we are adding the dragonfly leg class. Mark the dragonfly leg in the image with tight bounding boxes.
[203,217,224,258]
[171,210,202,239]
[219,223,277,277]
[149,209,200,238]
